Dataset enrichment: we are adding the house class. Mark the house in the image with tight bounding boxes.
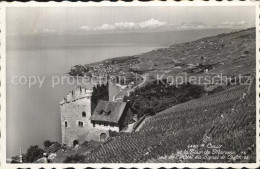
[91,101,133,133]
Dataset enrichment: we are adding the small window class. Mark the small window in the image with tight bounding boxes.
[78,121,83,127]
[104,111,111,116]
[107,111,111,115]
[99,110,104,115]
[82,111,86,117]
[65,121,68,128]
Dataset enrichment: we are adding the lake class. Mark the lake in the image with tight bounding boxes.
[6,44,163,158]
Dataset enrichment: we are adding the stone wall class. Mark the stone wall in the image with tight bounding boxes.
[60,98,92,146]
[60,86,92,104]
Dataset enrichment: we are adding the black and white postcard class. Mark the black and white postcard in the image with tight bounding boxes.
[0,2,259,169]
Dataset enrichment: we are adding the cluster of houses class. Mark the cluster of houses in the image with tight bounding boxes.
[87,64,117,77]
[70,57,141,79]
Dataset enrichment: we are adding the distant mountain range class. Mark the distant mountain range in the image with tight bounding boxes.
[7,29,236,50]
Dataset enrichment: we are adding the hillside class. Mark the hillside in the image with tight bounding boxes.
[82,77,255,163]
[69,28,255,86]
[55,28,256,163]
[135,28,255,80]
[41,28,256,163]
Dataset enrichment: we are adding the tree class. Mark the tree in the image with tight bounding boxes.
[43,140,52,148]
[129,79,207,117]
[25,145,44,163]
[144,107,156,116]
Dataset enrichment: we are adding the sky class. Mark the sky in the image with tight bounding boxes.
[6,6,255,36]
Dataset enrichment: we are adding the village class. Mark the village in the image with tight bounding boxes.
[69,56,141,80]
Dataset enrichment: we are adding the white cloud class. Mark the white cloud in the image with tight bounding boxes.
[114,22,136,30]
[219,20,252,28]
[221,21,246,26]
[43,28,57,33]
[80,26,92,30]
[94,22,136,31]
[79,18,167,31]
[96,24,116,31]
[176,20,253,30]
[138,18,166,28]
[176,22,212,30]
[79,19,252,32]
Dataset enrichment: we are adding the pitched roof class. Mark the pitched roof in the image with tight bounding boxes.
[90,100,127,123]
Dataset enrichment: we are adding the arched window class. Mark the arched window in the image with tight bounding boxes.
[100,133,107,142]
[82,111,86,117]
[73,140,79,147]
[65,121,68,128]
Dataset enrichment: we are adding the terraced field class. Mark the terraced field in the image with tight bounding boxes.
[83,80,255,163]
[136,28,255,79]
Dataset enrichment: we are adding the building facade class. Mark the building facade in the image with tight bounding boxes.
[60,86,133,147]
[60,86,94,146]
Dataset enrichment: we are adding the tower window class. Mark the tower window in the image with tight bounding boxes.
[82,111,86,117]
[99,110,104,114]
[78,121,84,127]
[65,121,68,128]
[105,111,111,116]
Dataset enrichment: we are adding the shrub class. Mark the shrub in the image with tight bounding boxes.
[25,145,44,163]
[129,80,205,117]
[43,140,53,148]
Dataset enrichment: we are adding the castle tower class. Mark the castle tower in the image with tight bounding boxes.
[60,86,93,146]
